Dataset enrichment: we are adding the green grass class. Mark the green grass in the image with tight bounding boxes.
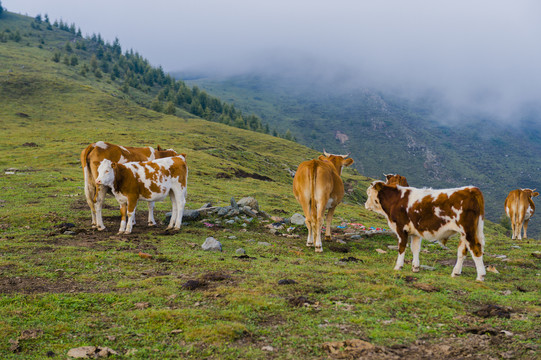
[0,10,540,360]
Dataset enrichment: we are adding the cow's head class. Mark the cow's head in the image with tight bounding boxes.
[522,188,540,198]
[155,146,178,159]
[95,159,116,187]
[384,173,409,187]
[320,150,354,175]
[365,181,387,216]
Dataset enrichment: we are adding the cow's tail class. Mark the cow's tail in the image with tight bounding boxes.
[309,162,317,219]
[80,143,95,170]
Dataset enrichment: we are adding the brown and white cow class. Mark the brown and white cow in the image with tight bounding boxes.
[81,141,177,230]
[384,173,409,186]
[504,188,539,240]
[95,155,188,234]
[365,181,486,281]
[292,151,354,252]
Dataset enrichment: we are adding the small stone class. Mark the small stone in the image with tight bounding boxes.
[182,209,200,221]
[261,346,274,352]
[225,219,235,225]
[336,239,346,244]
[230,197,239,210]
[290,213,306,225]
[258,241,271,246]
[202,237,222,252]
[235,248,246,255]
[350,234,362,240]
[228,235,237,239]
[420,265,436,271]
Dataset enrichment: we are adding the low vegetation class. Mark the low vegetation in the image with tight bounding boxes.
[0,10,539,359]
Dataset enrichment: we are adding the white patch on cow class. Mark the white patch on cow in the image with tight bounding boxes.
[95,141,108,149]
[148,147,156,160]
[145,164,156,173]
[326,198,334,209]
[118,155,128,164]
[119,145,129,153]
[525,205,534,220]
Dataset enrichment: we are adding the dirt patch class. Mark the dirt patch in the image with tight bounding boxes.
[473,304,512,319]
[289,296,314,307]
[216,167,273,181]
[323,334,534,359]
[0,276,118,294]
[201,272,231,282]
[339,256,362,263]
[21,142,38,147]
[437,258,475,267]
[328,244,350,253]
[181,279,207,290]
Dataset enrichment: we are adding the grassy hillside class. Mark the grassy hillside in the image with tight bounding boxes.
[1,11,540,359]
[182,73,541,236]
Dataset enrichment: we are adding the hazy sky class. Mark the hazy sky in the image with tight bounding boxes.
[4,0,541,120]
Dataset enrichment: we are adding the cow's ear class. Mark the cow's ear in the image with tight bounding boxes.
[181,153,187,159]
[533,192,540,197]
[343,158,354,167]
[318,155,327,161]
[372,181,385,191]
[156,145,163,151]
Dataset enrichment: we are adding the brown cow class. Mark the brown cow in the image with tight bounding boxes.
[504,188,539,240]
[365,181,486,281]
[81,141,177,230]
[292,151,354,252]
[384,173,409,186]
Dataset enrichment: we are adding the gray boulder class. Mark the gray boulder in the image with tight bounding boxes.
[237,196,259,211]
[290,213,306,226]
[183,209,200,221]
[202,237,222,252]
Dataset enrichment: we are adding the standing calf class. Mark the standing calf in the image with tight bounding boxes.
[293,151,354,252]
[95,155,188,234]
[365,181,486,281]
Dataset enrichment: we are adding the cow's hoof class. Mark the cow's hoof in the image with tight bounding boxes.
[451,272,461,277]
[412,266,420,273]
[148,223,156,227]
[315,247,323,253]
[476,276,485,282]
[306,243,314,247]
[325,235,332,241]
[393,266,403,271]
[97,227,106,231]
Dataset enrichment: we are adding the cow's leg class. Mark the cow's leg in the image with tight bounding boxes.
[94,185,108,231]
[118,203,128,234]
[523,219,529,239]
[166,191,177,230]
[324,206,336,241]
[516,213,525,240]
[451,238,468,277]
[123,198,138,234]
[83,168,97,228]
[510,217,516,240]
[305,217,314,247]
[314,204,326,253]
[466,232,486,282]
[410,235,422,272]
[394,233,408,270]
[147,202,156,226]
[298,197,313,247]
[170,186,186,230]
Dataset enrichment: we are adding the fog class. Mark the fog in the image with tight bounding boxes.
[4,0,541,122]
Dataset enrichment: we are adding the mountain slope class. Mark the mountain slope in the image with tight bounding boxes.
[182,73,541,235]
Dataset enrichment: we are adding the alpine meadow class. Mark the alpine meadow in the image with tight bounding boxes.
[0,9,540,360]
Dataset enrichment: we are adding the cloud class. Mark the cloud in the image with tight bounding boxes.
[6,0,541,121]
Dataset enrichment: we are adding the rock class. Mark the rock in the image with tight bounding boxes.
[202,237,222,252]
[235,248,246,255]
[420,265,436,271]
[258,241,271,246]
[290,213,306,225]
[67,346,117,358]
[241,206,257,217]
[217,207,230,217]
[261,346,274,352]
[230,197,239,210]
[225,219,235,225]
[182,209,200,221]
[237,196,259,211]
[336,239,346,244]
[350,234,362,240]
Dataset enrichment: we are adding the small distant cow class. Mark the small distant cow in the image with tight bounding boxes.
[384,173,409,186]
[95,155,188,234]
[292,151,354,252]
[81,141,177,230]
[504,188,539,240]
[365,181,486,281]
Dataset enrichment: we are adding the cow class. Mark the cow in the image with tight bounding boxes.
[504,188,539,240]
[81,141,177,230]
[95,155,188,234]
[384,173,409,186]
[292,151,354,252]
[365,181,486,281]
